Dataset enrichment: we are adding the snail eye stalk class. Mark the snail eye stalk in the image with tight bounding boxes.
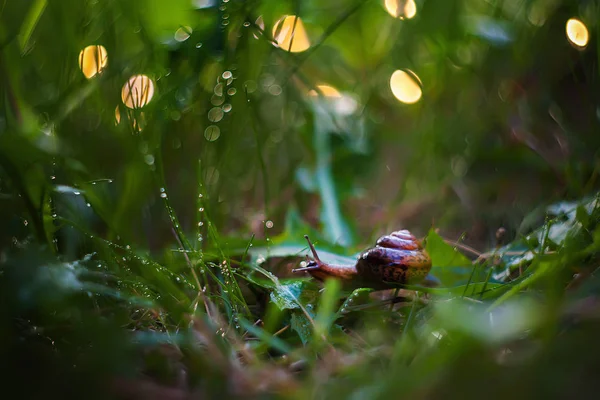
[304,235,321,261]
[292,237,322,273]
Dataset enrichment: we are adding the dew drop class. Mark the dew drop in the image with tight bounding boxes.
[211,94,225,106]
[144,154,155,165]
[204,125,221,141]
[208,107,224,122]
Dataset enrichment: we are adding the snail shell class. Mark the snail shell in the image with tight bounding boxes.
[356,230,431,285]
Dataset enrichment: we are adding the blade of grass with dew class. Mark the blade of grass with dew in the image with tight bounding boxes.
[314,278,342,341]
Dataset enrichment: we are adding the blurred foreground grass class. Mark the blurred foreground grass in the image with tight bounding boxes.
[2,0,600,398]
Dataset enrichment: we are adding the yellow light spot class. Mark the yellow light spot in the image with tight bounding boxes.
[121,75,155,109]
[272,15,310,53]
[566,18,589,49]
[384,0,417,19]
[390,69,422,104]
[115,106,121,125]
[78,45,108,79]
[308,84,342,98]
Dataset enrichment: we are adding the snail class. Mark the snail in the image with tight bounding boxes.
[292,230,433,289]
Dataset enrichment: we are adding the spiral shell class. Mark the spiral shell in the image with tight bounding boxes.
[355,230,432,285]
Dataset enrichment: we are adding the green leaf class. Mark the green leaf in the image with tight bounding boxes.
[339,287,374,313]
[269,280,305,310]
[291,312,312,345]
[425,229,472,268]
[425,229,473,286]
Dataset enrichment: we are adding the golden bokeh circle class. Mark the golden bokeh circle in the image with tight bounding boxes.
[272,15,311,53]
[384,0,417,19]
[121,75,156,109]
[390,69,422,104]
[308,84,342,98]
[78,45,108,79]
[566,18,589,49]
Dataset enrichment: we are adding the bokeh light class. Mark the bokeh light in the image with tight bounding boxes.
[121,75,155,109]
[308,85,342,98]
[390,69,422,104]
[384,0,417,19]
[307,84,358,115]
[78,45,108,79]
[174,26,192,42]
[566,18,589,49]
[252,16,265,39]
[204,125,221,141]
[272,15,310,53]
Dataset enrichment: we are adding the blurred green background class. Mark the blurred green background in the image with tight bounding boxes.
[2,0,600,398]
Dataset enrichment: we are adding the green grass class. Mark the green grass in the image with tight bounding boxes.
[2,0,600,398]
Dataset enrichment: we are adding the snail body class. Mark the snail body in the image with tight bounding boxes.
[293,230,432,289]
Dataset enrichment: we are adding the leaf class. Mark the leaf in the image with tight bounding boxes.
[434,297,542,344]
[247,242,356,269]
[268,279,321,311]
[425,229,473,286]
[269,280,305,310]
[425,229,472,268]
[339,288,373,313]
[291,312,312,345]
